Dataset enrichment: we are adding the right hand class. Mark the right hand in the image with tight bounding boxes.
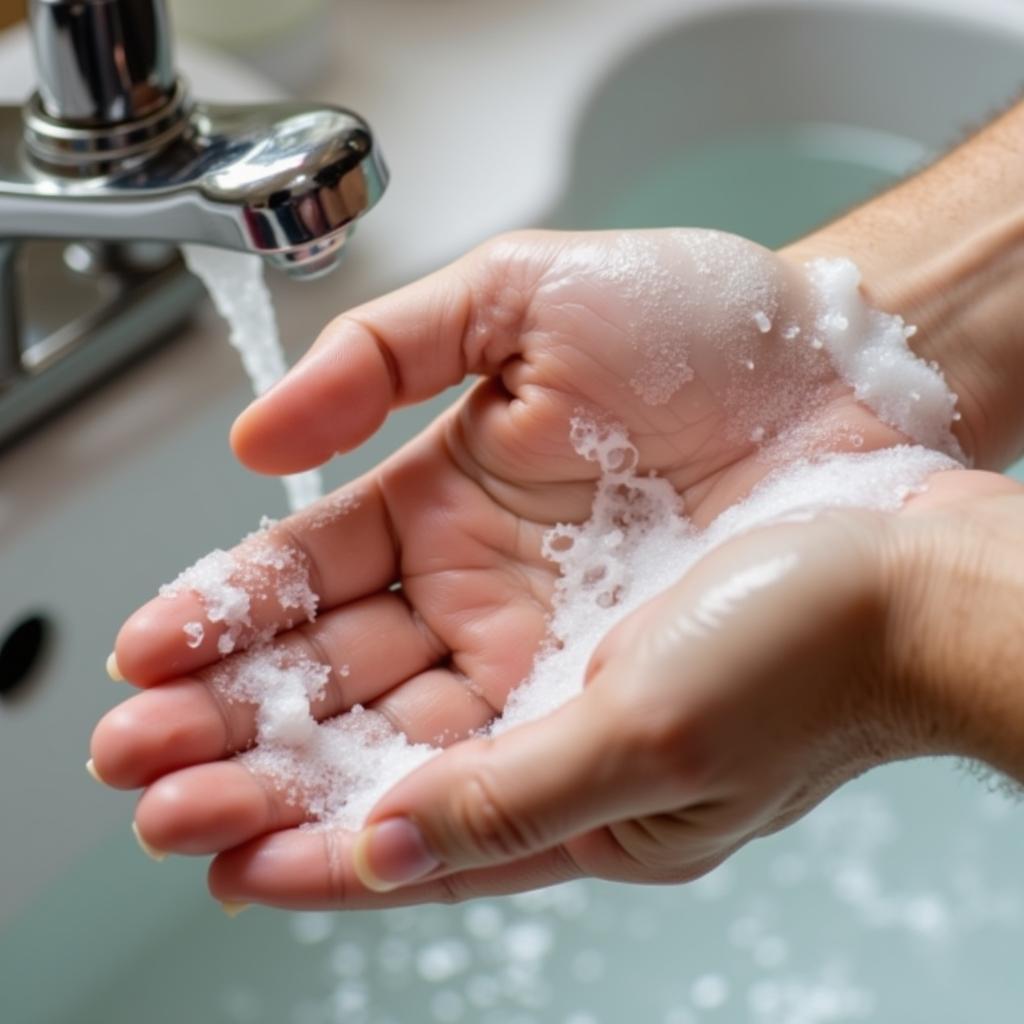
[267,470,1016,908]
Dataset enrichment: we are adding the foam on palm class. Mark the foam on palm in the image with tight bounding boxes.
[497,425,955,731]
[159,255,965,831]
[181,244,324,512]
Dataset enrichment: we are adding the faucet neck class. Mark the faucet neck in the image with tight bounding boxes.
[28,0,177,125]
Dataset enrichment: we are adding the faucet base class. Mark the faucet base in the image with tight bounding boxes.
[0,242,203,453]
[23,82,192,177]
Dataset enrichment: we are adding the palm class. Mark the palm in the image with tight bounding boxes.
[91,229,963,907]
[373,231,900,712]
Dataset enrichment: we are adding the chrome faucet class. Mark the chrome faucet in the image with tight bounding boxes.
[4,0,388,277]
[0,0,389,447]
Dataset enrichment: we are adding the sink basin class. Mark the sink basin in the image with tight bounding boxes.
[3,2,1024,1022]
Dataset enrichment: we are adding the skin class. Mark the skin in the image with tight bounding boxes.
[90,99,1024,909]
[785,96,1024,470]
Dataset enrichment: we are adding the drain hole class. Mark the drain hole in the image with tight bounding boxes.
[0,613,52,701]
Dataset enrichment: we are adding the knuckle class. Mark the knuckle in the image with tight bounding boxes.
[617,700,713,798]
[433,872,473,906]
[613,817,684,873]
[272,521,324,617]
[474,229,537,265]
[608,818,724,886]
[322,830,349,906]
[445,755,534,865]
[654,858,721,886]
[627,858,713,887]
[199,678,244,753]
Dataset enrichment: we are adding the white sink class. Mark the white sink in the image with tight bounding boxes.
[2,2,1024,1022]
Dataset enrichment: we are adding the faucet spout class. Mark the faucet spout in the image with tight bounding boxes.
[0,94,388,279]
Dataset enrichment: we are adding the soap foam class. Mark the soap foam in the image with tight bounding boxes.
[609,232,788,407]
[221,423,955,829]
[181,244,324,512]
[163,255,965,831]
[183,621,205,649]
[303,489,362,531]
[160,519,318,655]
[806,259,963,461]
[614,235,697,406]
[161,548,252,656]
[496,421,956,732]
[242,706,438,826]
[212,643,330,748]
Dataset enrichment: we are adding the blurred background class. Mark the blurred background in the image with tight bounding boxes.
[2,2,1024,1022]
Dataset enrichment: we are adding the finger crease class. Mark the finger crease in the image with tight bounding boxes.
[552,841,585,882]
[323,829,349,905]
[398,594,448,662]
[200,677,245,753]
[435,870,467,905]
[375,479,405,578]
[350,315,403,405]
[274,521,327,618]
[293,625,344,711]
[372,701,406,739]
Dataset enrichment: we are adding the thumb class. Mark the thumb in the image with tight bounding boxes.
[350,684,668,893]
[230,232,549,476]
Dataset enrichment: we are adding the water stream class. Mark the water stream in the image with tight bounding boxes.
[181,245,324,513]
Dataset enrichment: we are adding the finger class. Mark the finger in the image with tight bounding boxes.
[902,468,1024,513]
[348,682,678,891]
[115,484,397,685]
[93,592,460,789]
[230,231,553,474]
[135,762,306,855]
[371,668,495,746]
[134,691,491,854]
[208,828,582,911]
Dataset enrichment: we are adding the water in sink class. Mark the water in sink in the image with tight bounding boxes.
[556,121,927,250]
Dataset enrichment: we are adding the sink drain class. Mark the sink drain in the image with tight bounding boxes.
[0,613,52,700]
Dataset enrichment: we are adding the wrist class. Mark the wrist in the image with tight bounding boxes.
[785,215,1024,471]
[782,102,1024,470]
[881,490,1024,784]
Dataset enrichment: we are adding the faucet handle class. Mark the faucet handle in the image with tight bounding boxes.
[29,0,177,125]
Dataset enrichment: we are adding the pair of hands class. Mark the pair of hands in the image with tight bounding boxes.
[90,229,1023,910]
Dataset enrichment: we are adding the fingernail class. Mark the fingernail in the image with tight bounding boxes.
[85,758,103,784]
[106,652,125,683]
[221,901,250,918]
[132,821,168,862]
[352,818,440,893]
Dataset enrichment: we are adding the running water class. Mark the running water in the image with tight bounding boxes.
[181,245,324,512]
